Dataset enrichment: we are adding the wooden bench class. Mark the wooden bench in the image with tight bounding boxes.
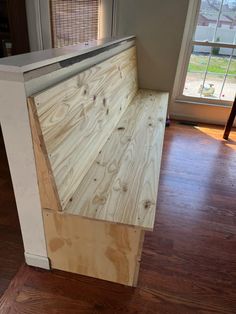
[27,45,168,286]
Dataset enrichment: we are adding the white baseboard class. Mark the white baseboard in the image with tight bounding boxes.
[170,100,236,127]
[24,252,51,270]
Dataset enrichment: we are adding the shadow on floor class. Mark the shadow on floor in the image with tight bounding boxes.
[0,126,24,296]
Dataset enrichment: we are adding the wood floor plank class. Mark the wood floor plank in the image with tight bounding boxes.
[1,123,236,313]
[0,129,24,298]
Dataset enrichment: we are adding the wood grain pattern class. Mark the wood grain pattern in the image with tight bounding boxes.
[43,209,144,286]
[27,99,61,211]
[29,47,138,210]
[65,91,169,230]
[4,23,231,312]
[1,123,236,313]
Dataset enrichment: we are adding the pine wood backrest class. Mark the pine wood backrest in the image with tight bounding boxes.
[28,47,138,211]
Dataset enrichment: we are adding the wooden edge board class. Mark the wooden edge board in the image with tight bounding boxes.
[132,229,145,286]
[27,97,62,212]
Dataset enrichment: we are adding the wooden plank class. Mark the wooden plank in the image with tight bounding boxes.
[27,99,61,212]
[29,47,138,210]
[65,90,169,230]
[43,209,144,286]
[133,229,145,286]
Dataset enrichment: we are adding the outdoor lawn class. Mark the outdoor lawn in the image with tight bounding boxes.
[188,53,236,75]
[184,53,236,100]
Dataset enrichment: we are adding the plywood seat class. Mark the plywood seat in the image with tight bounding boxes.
[65,90,168,231]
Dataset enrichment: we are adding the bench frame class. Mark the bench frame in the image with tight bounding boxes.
[0,37,168,286]
[0,37,135,271]
[27,54,144,284]
[27,48,168,286]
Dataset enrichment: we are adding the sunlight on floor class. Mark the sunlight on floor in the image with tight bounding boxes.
[194,125,236,150]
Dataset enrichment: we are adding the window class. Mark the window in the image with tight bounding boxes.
[50,0,99,48]
[178,0,236,105]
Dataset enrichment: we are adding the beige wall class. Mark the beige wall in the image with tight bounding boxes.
[115,0,189,93]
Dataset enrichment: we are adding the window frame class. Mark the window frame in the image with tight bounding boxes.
[49,0,100,49]
[25,0,114,51]
[173,0,235,107]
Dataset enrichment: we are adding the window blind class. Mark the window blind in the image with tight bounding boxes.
[50,0,99,48]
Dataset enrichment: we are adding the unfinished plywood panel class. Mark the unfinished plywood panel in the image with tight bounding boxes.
[43,209,144,286]
[28,99,61,212]
[29,47,138,210]
[65,91,169,230]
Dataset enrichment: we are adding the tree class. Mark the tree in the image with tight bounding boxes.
[212,37,220,55]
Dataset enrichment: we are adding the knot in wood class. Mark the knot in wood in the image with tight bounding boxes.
[144,200,152,209]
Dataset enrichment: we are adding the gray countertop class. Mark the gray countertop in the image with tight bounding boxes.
[0,36,135,73]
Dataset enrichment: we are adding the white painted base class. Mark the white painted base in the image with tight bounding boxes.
[25,252,51,270]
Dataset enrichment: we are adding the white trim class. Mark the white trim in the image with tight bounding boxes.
[25,0,52,51]
[99,0,114,39]
[25,253,50,269]
[98,0,102,39]
[39,0,52,49]
[175,98,232,109]
[176,95,232,107]
[172,0,200,103]
[25,0,43,51]
[111,0,118,37]
[192,40,236,49]
[171,101,236,127]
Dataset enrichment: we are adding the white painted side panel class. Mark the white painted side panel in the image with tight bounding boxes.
[0,78,48,258]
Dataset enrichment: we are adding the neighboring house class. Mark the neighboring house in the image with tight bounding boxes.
[198,1,236,29]
[198,13,235,29]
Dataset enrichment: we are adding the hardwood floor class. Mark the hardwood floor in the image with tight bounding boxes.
[0,122,236,313]
[0,128,24,296]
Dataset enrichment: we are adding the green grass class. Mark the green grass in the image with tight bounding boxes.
[188,54,236,75]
